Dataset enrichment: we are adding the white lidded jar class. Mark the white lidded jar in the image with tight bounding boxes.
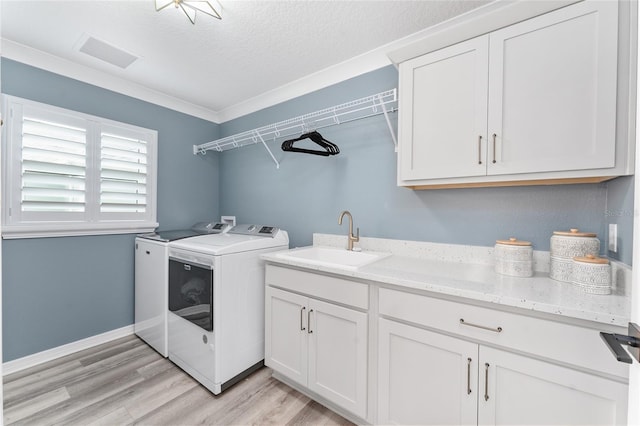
[549,256,575,282]
[571,254,612,295]
[494,237,533,277]
[550,229,600,282]
[550,229,600,258]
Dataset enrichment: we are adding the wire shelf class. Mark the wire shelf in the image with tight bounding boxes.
[193,89,398,168]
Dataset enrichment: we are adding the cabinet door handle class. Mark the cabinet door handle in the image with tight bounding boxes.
[600,322,640,364]
[308,309,314,334]
[467,357,472,395]
[478,136,483,165]
[492,133,497,164]
[460,318,502,333]
[300,307,306,331]
[484,363,490,401]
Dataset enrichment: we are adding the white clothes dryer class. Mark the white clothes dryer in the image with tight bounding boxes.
[166,224,289,394]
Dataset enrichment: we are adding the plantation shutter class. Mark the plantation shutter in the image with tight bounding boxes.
[21,116,87,213]
[100,131,148,214]
[3,95,157,238]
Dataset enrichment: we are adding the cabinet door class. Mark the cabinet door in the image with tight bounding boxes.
[307,298,368,419]
[264,286,308,387]
[378,319,478,425]
[134,240,168,356]
[478,346,628,425]
[399,35,489,181]
[487,1,618,176]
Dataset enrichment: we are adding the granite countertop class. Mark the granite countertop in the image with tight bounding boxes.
[262,234,632,328]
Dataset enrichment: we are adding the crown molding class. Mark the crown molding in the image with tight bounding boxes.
[216,47,394,123]
[386,0,580,64]
[215,0,575,123]
[0,39,220,123]
[0,1,579,126]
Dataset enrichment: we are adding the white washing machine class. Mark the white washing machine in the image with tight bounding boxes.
[166,224,289,394]
[134,222,230,357]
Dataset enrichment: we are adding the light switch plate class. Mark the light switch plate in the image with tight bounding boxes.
[608,223,617,252]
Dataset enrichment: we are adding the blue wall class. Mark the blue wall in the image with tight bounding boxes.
[2,60,635,362]
[1,59,221,361]
[220,66,633,263]
[606,175,635,262]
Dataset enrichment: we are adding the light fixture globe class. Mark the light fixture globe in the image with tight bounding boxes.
[155,0,222,24]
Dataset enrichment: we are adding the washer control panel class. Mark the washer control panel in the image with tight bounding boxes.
[229,224,279,237]
[191,221,230,234]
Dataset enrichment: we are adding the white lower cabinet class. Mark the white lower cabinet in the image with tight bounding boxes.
[378,318,628,425]
[265,285,368,419]
[265,287,308,385]
[265,265,628,425]
[378,318,478,425]
[478,346,628,425]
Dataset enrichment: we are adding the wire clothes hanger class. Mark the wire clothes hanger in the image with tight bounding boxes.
[281,131,340,156]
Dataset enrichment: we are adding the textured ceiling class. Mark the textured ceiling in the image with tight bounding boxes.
[1,0,489,121]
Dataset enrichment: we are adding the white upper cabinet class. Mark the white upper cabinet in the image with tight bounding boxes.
[397,0,632,189]
[486,1,618,176]
[399,36,489,180]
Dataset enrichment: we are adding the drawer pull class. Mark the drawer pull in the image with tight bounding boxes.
[484,363,490,401]
[460,318,502,333]
[300,307,306,331]
[467,357,472,395]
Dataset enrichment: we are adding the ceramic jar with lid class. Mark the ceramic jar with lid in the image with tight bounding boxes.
[494,237,533,277]
[550,229,600,282]
[571,254,612,295]
[550,229,600,258]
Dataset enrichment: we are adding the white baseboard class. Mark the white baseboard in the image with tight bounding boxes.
[2,325,134,376]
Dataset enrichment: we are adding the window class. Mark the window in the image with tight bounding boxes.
[2,95,158,238]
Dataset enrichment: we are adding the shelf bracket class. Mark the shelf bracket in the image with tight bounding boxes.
[254,130,280,169]
[377,91,398,152]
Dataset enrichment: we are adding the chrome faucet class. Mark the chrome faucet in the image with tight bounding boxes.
[338,210,360,251]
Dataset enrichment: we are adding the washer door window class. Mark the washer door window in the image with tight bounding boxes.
[169,259,213,331]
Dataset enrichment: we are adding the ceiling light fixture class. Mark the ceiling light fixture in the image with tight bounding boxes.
[155,0,222,25]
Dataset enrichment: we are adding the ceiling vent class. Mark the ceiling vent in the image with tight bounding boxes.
[77,36,138,69]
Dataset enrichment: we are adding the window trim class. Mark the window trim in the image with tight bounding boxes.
[2,95,158,239]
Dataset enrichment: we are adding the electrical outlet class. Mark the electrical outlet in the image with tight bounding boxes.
[608,224,617,252]
[221,215,236,226]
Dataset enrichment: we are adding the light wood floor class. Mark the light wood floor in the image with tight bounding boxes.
[3,335,354,425]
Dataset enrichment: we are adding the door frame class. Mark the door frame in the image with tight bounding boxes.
[627,4,640,423]
[1,55,4,425]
